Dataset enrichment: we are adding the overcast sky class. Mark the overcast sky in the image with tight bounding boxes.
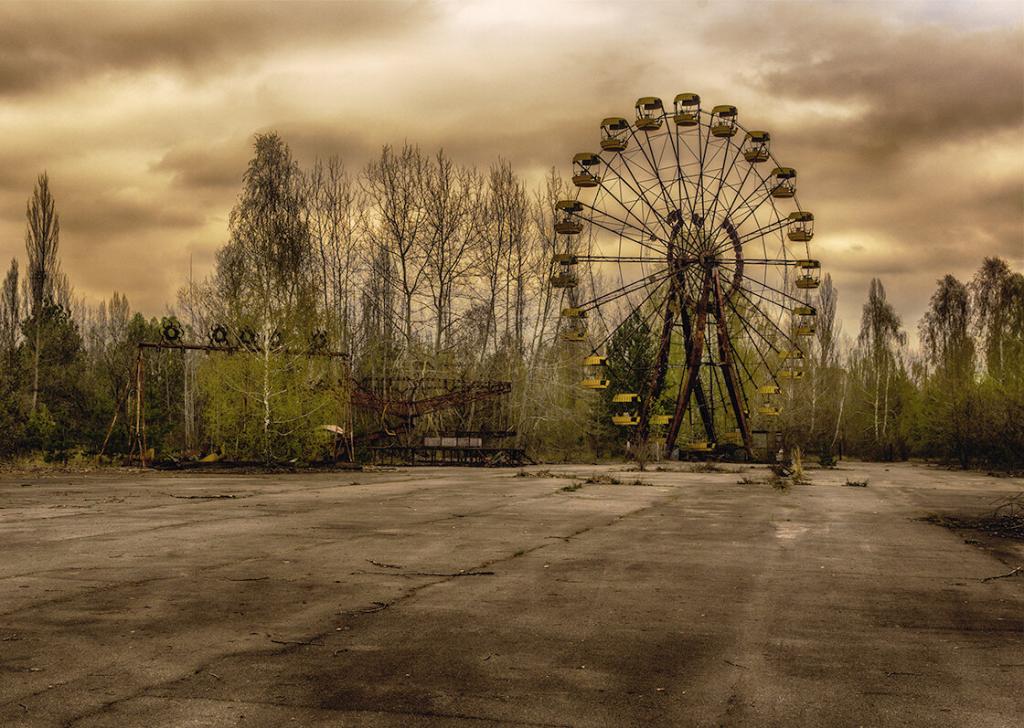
[0,0,1021,341]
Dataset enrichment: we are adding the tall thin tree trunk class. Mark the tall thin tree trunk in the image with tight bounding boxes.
[31,323,41,413]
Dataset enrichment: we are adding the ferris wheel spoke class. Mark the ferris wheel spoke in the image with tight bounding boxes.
[585,216,664,257]
[731,284,803,353]
[716,156,773,230]
[629,122,679,222]
[590,274,671,354]
[715,160,757,226]
[590,181,665,245]
[573,268,672,314]
[718,257,792,266]
[708,197,773,257]
[666,121,698,225]
[723,292,784,386]
[578,202,667,255]
[710,215,791,258]
[597,153,671,237]
[693,114,716,225]
[722,180,789,238]
[576,254,684,265]
[732,216,793,247]
[702,135,746,235]
[718,263,812,309]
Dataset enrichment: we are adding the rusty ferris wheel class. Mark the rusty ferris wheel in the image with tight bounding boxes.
[551,93,821,459]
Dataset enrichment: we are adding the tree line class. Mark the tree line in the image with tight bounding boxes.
[1,133,1021,468]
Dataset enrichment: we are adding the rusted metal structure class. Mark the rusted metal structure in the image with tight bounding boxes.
[350,377,526,465]
[554,93,822,460]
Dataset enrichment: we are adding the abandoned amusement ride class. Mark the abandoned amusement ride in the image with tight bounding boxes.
[552,93,820,462]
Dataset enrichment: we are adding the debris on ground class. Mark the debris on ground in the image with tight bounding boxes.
[981,566,1022,582]
[843,479,869,488]
[690,462,740,473]
[923,512,1024,540]
[581,474,622,485]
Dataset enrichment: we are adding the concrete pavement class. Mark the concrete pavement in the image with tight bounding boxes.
[1,462,1021,727]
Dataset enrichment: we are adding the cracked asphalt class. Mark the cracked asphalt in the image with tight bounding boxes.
[1,462,1022,727]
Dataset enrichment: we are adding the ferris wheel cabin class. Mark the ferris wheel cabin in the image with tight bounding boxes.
[795,259,821,289]
[550,272,578,289]
[779,349,805,379]
[561,325,587,342]
[634,97,664,130]
[770,167,797,198]
[710,105,738,137]
[610,391,640,426]
[673,93,701,126]
[787,211,814,241]
[572,153,601,188]
[794,303,817,336]
[743,130,771,163]
[600,117,630,152]
[554,199,583,235]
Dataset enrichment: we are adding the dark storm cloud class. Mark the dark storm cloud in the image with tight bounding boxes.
[0,0,436,96]
[63,191,204,236]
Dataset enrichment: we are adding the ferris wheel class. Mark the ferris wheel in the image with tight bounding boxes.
[552,93,821,459]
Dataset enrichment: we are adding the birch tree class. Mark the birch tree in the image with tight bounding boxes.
[856,278,906,454]
[363,144,428,345]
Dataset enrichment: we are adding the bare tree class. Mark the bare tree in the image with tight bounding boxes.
[422,150,481,352]
[307,156,363,351]
[476,159,529,360]
[24,172,62,413]
[363,144,428,345]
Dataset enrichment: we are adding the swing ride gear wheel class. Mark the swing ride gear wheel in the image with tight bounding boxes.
[209,324,229,347]
[161,318,182,343]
